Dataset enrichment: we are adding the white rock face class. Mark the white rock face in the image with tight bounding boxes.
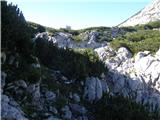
[15,80,27,89]
[134,51,150,62]
[95,46,160,108]
[1,72,7,88]
[155,48,160,58]
[1,95,28,120]
[95,46,132,69]
[119,0,160,27]
[84,77,109,101]
[27,83,41,104]
[35,32,106,49]
[45,91,56,101]
[73,93,80,103]
[87,31,99,44]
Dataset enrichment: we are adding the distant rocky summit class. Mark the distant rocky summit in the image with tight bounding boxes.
[118,0,160,27]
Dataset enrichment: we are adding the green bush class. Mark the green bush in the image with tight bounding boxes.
[126,31,145,42]
[110,30,160,55]
[28,21,46,37]
[1,1,42,84]
[120,26,137,32]
[135,21,160,30]
[1,1,32,55]
[92,94,160,120]
[55,96,68,109]
[27,67,41,83]
[147,21,160,29]
[71,35,83,42]
[34,38,107,80]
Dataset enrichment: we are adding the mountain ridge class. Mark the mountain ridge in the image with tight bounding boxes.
[118,0,160,27]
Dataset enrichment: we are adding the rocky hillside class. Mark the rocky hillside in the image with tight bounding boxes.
[1,1,160,120]
[95,46,160,108]
[118,0,160,27]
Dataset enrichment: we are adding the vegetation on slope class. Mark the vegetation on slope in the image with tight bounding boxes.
[34,37,107,80]
[1,1,33,56]
[92,94,160,120]
[28,21,46,36]
[119,21,160,31]
[1,1,41,84]
[27,22,114,42]
[110,30,160,55]
[135,21,160,30]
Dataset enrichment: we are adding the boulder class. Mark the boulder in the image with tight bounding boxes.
[100,80,109,93]
[1,94,28,120]
[49,106,58,114]
[95,46,132,69]
[134,53,160,92]
[8,55,16,65]
[95,45,115,61]
[73,93,80,103]
[45,116,61,120]
[145,60,160,83]
[110,72,126,93]
[1,52,6,64]
[88,31,99,44]
[2,95,10,103]
[128,73,143,91]
[116,47,132,62]
[15,80,27,89]
[155,48,160,59]
[45,91,56,101]
[134,55,155,73]
[61,105,72,120]
[1,72,7,88]
[84,77,104,101]
[36,32,49,40]
[27,83,41,104]
[134,51,150,62]
[31,63,41,68]
[27,84,36,93]
[70,104,87,115]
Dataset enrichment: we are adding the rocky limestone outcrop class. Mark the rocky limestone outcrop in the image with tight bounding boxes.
[118,0,160,27]
[1,71,28,120]
[80,31,99,44]
[1,94,28,120]
[1,58,92,120]
[35,31,106,49]
[84,77,109,102]
[1,52,44,119]
[95,46,160,108]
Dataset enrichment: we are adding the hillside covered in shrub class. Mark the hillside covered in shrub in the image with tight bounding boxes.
[110,29,160,55]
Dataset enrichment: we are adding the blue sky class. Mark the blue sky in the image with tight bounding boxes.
[8,0,153,29]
